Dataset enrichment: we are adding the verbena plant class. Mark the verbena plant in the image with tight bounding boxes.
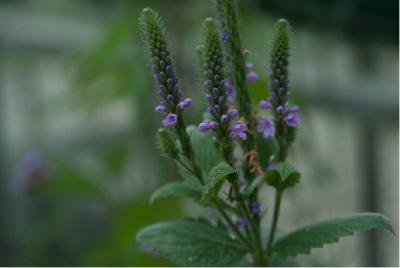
[136,0,394,266]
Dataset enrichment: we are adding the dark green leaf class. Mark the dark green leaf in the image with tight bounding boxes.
[268,253,299,267]
[265,162,300,190]
[186,125,222,175]
[150,182,202,205]
[273,212,395,257]
[136,219,248,266]
[200,161,236,205]
[256,134,278,168]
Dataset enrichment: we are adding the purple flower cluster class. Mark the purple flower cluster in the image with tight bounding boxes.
[198,76,247,141]
[151,56,192,127]
[198,20,247,141]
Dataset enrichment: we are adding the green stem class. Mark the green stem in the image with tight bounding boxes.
[266,189,283,255]
[215,200,252,249]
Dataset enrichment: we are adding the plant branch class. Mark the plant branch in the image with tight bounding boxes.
[266,188,283,255]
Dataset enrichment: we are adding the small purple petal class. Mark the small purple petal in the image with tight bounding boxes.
[284,113,301,128]
[166,78,173,84]
[245,62,254,69]
[209,121,218,129]
[177,97,192,109]
[259,100,272,109]
[257,116,275,138]
[162,113,177,126]
[246,71,260,82]
[155,104,167,113]
[228,109,239,118]
[229,122,248,141]
[250,202,261,217]
[198,122,210,132]
[167,94,174,102]
[277,105,285,113]
[221,114,229,122]
[224,81,236,101]
[287,105,299,113]
[204,80,212,88]
[221,31,229,43]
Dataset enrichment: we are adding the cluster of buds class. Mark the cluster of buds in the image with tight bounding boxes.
[140,8,192,127]
[257,19,300,139]
[197,18,247,142]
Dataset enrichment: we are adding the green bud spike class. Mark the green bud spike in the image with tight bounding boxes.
[156,128,179,160]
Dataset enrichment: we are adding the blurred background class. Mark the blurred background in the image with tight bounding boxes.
[0,0,398,266]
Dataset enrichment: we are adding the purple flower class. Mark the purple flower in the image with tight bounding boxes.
[257,116,275,138]
[246,71,260,82]
[198,120,218,132]
[221,31,229,43]
[235,218,248,229]
[259,100,272,109]
[245,62,254,69]
[221,114,229,123]
[229,122,248,141]
[284,112,301,128]
[250,202,261,217]
[155,103,167,113]
[224,80,236,102]
[277,105,285,113]
[228,109,238,118]
[177,98,192,109]
[162,113,177,126]
[287,105,299,113]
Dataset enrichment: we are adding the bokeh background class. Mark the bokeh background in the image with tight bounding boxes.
[0,0,398,266]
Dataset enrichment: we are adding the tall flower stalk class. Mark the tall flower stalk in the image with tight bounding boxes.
[262,19,301,259]
[215,0,257,185]
[136,4,394,268]
[139,8,203,182]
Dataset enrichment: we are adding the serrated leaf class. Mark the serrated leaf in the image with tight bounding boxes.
[273,212,395,257]
[265,162,300,190]
[200,161,237,205]
[186,125,222,175]
[150,182,202,205]
[136,219,248,266]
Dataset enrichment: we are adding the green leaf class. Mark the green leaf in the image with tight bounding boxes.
[268,253,299,267]
[200,161,237,205]
[273,212,395,257]
[265,162,300,190]
[186,125,222,175]
[149,182,202,205]
[136,219,248,266]
[177,164,203,191]
[256,134,278,168]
